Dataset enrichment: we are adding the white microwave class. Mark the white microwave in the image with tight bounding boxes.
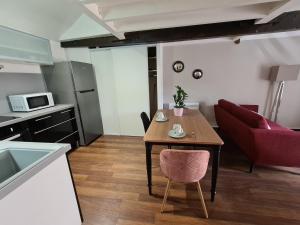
[9,92,54,112]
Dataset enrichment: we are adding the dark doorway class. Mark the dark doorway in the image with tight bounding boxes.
[148,47,157,119]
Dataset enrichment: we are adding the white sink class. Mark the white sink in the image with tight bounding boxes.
[0,149,51,187]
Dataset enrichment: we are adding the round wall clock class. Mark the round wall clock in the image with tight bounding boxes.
[192,69,203,79]
[172,61,184,73]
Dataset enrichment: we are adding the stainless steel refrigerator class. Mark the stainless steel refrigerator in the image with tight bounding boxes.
[41,61,103,145]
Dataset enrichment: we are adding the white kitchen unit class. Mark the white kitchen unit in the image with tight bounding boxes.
[0,142,82,225]
[0,61,41,74]
[91,46,150,136]
[0,25,53,65]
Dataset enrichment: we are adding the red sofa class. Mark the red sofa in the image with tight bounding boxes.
[214,99,300,171]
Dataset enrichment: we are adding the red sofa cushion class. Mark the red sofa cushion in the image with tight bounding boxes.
[218,99,269,129]
[240,104,259,113]
[218,99,237,113]
[232,106,269,129]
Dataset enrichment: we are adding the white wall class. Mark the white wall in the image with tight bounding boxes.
[90,49,120,135]
[50,41,67,62]
[65,48,92,63]
[0,73,46,114]
[91,46,150,136]
[162,36,300,128]
[65,46,150,136]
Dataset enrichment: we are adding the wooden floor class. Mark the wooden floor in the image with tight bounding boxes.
[68,135,300,225]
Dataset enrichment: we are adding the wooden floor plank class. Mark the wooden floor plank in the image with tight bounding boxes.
[69,135,300,225]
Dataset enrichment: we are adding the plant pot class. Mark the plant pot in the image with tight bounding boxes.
[174,107,184,117]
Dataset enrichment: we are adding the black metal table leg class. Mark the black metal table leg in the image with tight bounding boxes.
[211,145,221,202]
[145,142,153,195]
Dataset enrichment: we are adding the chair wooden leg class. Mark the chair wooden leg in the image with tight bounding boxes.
[161,179,171,213]
[196,181,208,219]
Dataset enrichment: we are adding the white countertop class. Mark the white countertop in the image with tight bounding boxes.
[0,141,71,200]
[0,104,74,128]
[0,141,71,151]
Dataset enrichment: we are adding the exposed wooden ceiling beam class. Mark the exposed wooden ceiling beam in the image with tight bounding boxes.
[255,0,299,24]
[61,11,300,48]
[99,0,282,21]
[114,4,271,32]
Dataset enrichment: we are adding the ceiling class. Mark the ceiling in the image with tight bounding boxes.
[0,0,110,41]
[60,14,110,41]
[79,0,300,40]
[0,0,300,42]
[0,0,79,40]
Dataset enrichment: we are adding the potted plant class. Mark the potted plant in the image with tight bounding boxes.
[173,85,188,116]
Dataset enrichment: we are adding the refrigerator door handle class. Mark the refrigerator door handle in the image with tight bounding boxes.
[79,89,95,93]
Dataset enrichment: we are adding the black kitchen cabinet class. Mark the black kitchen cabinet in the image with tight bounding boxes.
[0,107,79,148]
[29,107,79,148]
[28,109,76,133]
[32,118,77,143]
[0,122,31,142]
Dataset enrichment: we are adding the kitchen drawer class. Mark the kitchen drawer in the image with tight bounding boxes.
[57,131,79,145]
[32,118,77,143]
[53,108,75,125]
[29,108,75,133]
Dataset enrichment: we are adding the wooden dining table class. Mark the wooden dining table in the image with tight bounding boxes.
[143,109,224,202]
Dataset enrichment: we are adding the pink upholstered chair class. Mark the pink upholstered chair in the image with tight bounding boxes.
[160,149,210,218]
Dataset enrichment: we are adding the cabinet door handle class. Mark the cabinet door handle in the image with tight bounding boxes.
[55,131,78,143]
[79,89,94,93]
[60,109,72,114]
[35,115,52,122]
[3,134,21,141]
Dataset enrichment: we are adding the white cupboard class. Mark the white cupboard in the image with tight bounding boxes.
[0,61,41,74]
[91,46,150,136]
[0,155,81,225]
[0,26,53,65]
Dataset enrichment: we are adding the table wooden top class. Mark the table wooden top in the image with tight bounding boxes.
[144,109,224,145]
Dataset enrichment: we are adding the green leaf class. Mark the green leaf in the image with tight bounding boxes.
[173,85,188,108]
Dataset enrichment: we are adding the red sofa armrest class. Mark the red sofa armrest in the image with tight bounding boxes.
[240,105,259,113]
[251,129,300,167]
